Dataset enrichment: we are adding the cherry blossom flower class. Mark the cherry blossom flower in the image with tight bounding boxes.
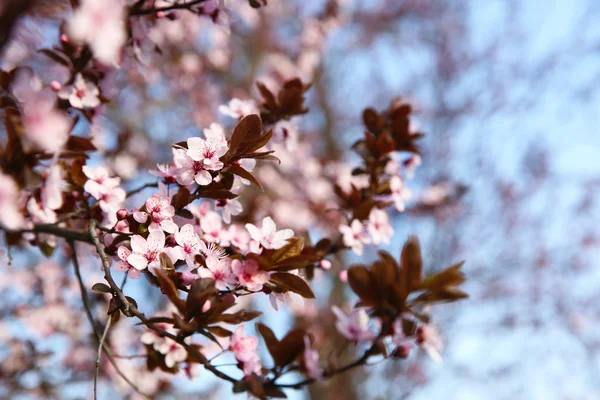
[404,155,422,179]
[303,336,322,380]
[69,0,126,65]
[339,220,370,255]
[82,165,120,199]
[21,95,70,154]
[198,240,228,259]
[173,148,214,186]
[218,98,258,119]
[231,259,269,291]
[391,318,414,355]
[0,173,25,230]
[390,176,412,212]
[163,224,201,268]
[331,306,378,342]
[114,246,142,279]
[269,291,304,311]
[235,158,257,186]
[133,193,178,233]
[216,187,242,223]
[82,165,125,217]
[203,122,227,147]
[229,326,261,376]
[197,256,236,290]
[245,216,294,250]
[126,231,166,271]
[162,341,188,368]
[225,225,251,253]
[186,136,227,170]
[200,211,225,243]
[272,119,299,151]
[141,323,171,353]
[150,163,178,184]
[57,74,100,109]
[367,208,394,245]
[417,324,443,364]
[27,197,57,225]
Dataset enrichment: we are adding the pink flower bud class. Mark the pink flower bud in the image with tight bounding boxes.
[395,344,411,358]
[201,300,211,313]
[60,34,69,43]
[178,272,196,286]
[116,208,129,220]
[319,260,332,270]
[156,11,165,18]
[50,81,62,91]
[338,269,348,283]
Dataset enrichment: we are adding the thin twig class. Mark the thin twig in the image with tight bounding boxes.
[129,0,208,16]
[93,315,112,400]
[70,242,150,399]
[11,224,92,243]
[125,182,158,198]
[87,220,239,384]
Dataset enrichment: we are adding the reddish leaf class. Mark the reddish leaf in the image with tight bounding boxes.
[269,272,315,299]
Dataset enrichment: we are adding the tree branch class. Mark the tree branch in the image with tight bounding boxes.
[87,220,239,384]
[70,241,150,399]
[129,0,209,16]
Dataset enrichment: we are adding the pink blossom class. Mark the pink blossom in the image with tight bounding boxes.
[391,318,414,355]
[149,163,178,184]
[245,216,294,250]
[331,306,377,342]
[133,193,178,233]
[197,256,236,290]
[114,246,142,279]
[225,225,251,253]
[203,122,228,148]
[141,323,171,353]
[231,259,269,291]
[186,136,227,169]
[68,0,126,65]
[22,95,70,154]
[367,208,393,245]
[417,324,443,364]
[390,176,411,212]
[0,173,25,230]
[198,240,228,259]
[162,341,188,368]
[229,326,260,372]
[82,165,125,216]
[163,224,201,268]
[82,165,120,198]
[126,231,166,271]
[272,119,299,151]
[339,220,370,255]
[57,74,100,109]
[403,155,421,179]
[218,98,258,119]
[269,291,303,311]
[303,336,322,379]
[216,188,242,224]
[27,197,57,225]
[173,148,214,186]
[200,212,224,243]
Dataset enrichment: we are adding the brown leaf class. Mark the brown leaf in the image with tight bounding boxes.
[271,237,304,264]
[269,272,315,299]
[225,164,262,190]
[400,236,423,292]
[347,265,379,306]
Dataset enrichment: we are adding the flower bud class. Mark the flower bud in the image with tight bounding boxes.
[116,208,129,221]
[50,81,62,91]
[338,269,348,283]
